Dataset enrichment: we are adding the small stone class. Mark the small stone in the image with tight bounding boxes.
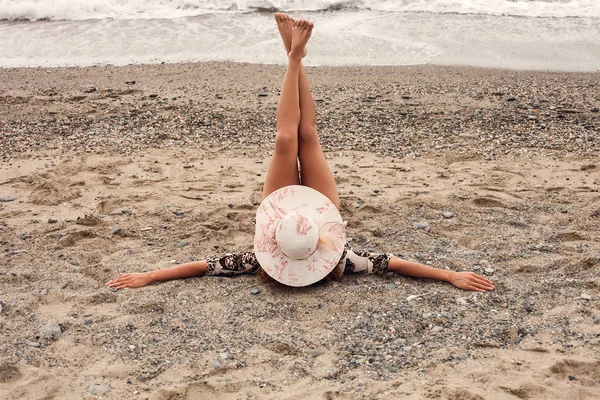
[111,228,122,235]
[423,312,436,319]
[21,233,31,240]
[0,197,15,202]
[211,360,222,369]
[403,346,413,353]
[173,210,185,216]
[28,341,41,348]
[591,107,599,113]
[401,95,412,99]
[125,80,136,85]
[219,352,229,360]
[310,349,324,358]
[89,384,112,395]
[406,295,421,302]
[456,297,468,305]
[177,241,189,248]
[85,319,93,325]
[228,203,234,209]
[579,293,592,300]
[413,222,429,230]
[48,219,58,224]
[442,211,454,219]
[522,299,535,313]
[149,94,159,98]
[568,375,576,381]
[250,288,260,295]
[484,268,495,274]
[84,87,97,93]
[22,272,32,279]
[258,93,268,97]
[0,303,3,313]
[39,322,62,338]
[528,115,536,120]
[432,326,443,332]
[507,97,517,102]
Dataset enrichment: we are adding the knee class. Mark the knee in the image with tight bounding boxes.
[274,129,297,154]
[298,124,318,144]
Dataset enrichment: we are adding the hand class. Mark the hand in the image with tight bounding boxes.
[447,271,494,292]
[106,272,151,289]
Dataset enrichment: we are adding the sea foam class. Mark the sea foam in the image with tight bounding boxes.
[1,0,599,21]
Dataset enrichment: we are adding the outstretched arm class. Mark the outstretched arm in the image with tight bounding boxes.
[106,261,208,289]
[388,257,494,292]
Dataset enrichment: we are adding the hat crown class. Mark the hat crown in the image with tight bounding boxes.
[275,211,319,260]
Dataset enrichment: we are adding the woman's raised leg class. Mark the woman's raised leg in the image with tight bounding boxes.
[273,13,339,208]
[296,61,340,209]
[263,20,314,198]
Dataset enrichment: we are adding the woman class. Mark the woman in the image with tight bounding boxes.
[106,15,494,292]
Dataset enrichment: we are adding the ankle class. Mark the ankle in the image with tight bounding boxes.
[288,51,303,63]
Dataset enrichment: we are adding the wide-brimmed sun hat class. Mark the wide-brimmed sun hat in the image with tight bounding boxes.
[254,185,346,287]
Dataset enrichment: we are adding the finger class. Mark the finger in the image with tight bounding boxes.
[107,278,125,286]
[476,275,494,284]
[472,281,493,291]
[474,277,494,288]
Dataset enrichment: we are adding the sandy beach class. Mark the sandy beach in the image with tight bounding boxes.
[0,63,599,399]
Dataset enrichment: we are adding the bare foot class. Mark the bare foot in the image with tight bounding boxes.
[275,13,293,54]
[289,19,313,62]
[275,13,307,58]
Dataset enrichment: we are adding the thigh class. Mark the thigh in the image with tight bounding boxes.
[262,152,300,199]
[298,137,339,209]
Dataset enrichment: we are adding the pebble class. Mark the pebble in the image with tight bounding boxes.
[484,268,495,274]
[177,240,189,248]
[507,97,517,102]
[89,384,112,396]
[522,299,535,313]
[591,107,599,113]
[250,288,260,295]
[456,297,468,305]
[568,375,577,381]
[0,197,15,202]
[413,222,429,230]
[48,219,58,224]
[423,312,436,319]
[39,322,62,338]
[442,211,454,219]
[28,341,41,348]
[403,346,413,353]
[579,293,591,300]
[21,233,32,240]
[111,228,122,235]
[211,360,222,369]
[528,115,537,120]
[310,349,324,358]
[258,93,268,97]
[0,303,3,314]
[431,326,443,332]
[406,295,421,302]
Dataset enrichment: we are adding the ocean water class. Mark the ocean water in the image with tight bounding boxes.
[1,0,599,71]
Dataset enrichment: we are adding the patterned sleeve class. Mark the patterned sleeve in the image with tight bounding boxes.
[342,245,393,275]
[205,251,261,276]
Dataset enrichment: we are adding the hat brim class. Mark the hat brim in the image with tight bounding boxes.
[254,185,346,287]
